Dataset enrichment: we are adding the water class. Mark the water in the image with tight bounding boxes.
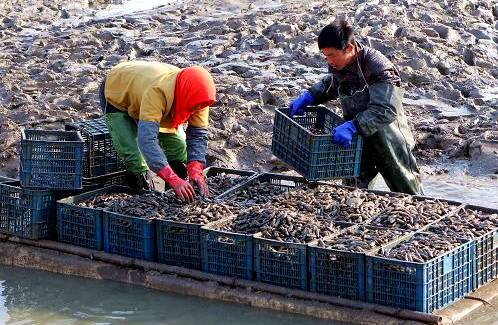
[0,266,341,325]
[374,173,498,209]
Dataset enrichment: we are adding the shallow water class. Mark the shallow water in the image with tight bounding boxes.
[0,266,342,325]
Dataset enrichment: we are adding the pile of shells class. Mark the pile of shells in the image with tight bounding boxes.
[317,226,408,252]
[217,200,341,243]
[378,233,462,262]
[276,186,394,223]
[429,208,498,239]
[224,180,291,205]
[78,190,237,224]
[369,196,454,230]
[206,173,251,197]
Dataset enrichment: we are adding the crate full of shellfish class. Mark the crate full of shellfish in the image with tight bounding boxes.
[56,185,138,250]
[156,199,239,270]
[20,129,85,189]
[200,217,255,280]
[365,232,474,313]
[308,224,411,301]
[216,172,308,206]
[427,205,498,290]
[203,166,257,198]
[271,106,362,181]
[0,181,56,239]
[65,117,125,178]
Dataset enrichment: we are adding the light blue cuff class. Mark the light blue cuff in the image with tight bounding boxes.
[137,120,168,173]
[186,126,208,164]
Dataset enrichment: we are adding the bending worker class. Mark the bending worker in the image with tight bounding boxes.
[290,19,422,194]
[99,61,215,201]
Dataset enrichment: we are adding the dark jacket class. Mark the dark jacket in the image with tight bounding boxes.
[308,41,405,137]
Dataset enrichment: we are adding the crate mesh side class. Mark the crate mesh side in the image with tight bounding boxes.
[157,221,201,270]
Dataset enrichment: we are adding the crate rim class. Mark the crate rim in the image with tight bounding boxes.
[275,106,342,139]
[21,127,85,143]
[366,231,473,266]
[200,217,261,238]
[56,185,137,205]
[307,222,413,254]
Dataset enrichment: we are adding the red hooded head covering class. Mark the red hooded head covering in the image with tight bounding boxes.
[172,66,216,129]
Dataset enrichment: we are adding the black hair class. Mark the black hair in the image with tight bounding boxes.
[317,19,354,50]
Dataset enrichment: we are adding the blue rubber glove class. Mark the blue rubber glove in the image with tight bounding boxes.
[331,121,357,148]
[289,90,314,118]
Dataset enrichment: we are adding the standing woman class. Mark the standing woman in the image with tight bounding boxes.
[99,61,216,201]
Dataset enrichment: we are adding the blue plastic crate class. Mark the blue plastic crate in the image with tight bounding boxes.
[366,234,474,313]
[20,129,84,189]
[200,218,254,279]
[254,233,308,290]
[463,205,498,290]
[216,172,308,206]
[104,211,155,261]
[0,176,15,184]
[156,220,203,270]
[271,106,362,181]
[66,118,125,178]
[308,225,410,301]
[57,185,139,250]
[0,181,56,239]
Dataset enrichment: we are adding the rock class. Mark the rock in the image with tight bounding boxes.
[260,90,277,105]
[421,28,439,38]
[431,24,460,43]
[60,9,70,19]
[436,61,450,75]
[493,4,498,17]
[407,58,427,70]
[468,28,492,40]
[463,48,475,66]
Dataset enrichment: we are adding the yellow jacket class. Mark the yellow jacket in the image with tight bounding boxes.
[104,61,209,133]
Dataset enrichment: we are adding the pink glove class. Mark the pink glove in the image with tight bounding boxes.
[157,165,195,202]
[187,161,209,197]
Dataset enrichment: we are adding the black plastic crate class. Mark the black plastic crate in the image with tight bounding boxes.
[20,129,84,189]
[271,106,362,181]
[66,117,125,178]
[216,172,308,206]
[308,224,410,301]
[83,171,129,190]
[0,181,56,239]
[366,233,474,313]
[56,186,136,250]
[253,233,308,290]
[104,211,155,261]
[203,166,257,198]
[156,220,203,270]
[200,218,254,279]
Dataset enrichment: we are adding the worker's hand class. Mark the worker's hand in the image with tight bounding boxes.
[331,121,357,148]
[187,161,209,197]
[157,165,195,202]
[289,90,314,118]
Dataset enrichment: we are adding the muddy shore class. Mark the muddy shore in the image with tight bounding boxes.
[0,0,496,179]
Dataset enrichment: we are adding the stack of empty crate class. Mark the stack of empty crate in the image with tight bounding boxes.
[0,117,125,240]
[0,129,85,239]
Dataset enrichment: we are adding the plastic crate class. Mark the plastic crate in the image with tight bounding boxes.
[254,233,308,290]
[462,205,498,290]
[104,211,155,261]
[156,220,203,270]
[83,171,129,190]
[216,172,308,205]
[308,224,410,301]
[271,106,362,181]
[200,218,254,279]
[66,117,125,178]
[55,186,135,250]
[20,129,84,189]
[0,181,56,239]
[203,166,257,198]
[0,176,15,183]
[366,233,474,313]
